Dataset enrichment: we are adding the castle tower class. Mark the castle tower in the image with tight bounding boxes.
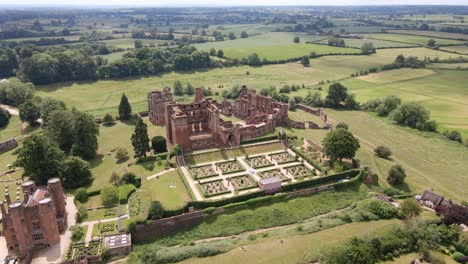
[38,197,60,245]
[47,178,67,232]
[8,201,32,257]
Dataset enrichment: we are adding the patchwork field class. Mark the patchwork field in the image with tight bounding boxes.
[387,30,468,41]
[316,37,418,48]
[364,33,466,45]
[441,45,468,54]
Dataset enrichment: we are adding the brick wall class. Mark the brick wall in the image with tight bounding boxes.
[0,139,17,154]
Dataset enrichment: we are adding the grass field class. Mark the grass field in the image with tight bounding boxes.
[365,33,465,45]
[0,115,23,142]
[382,252,457,264]
[441,45,468,54]
[388,30,468,41]
[146,170,191,210]
[428,62,468,69]
[325,110,468,201]
[35,47,464,117]
[180,219,400,264]
[316,37,418,48]
[100,38,170,49]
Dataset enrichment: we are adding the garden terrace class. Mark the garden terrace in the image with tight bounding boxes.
[227,175,258,191]
[198,180,230,198]
[285,164,316,179]
[189,164,218,179]
[246,155,274,169]
[269,152,297,164]
[258,169,291,182]
[216,160,245,175]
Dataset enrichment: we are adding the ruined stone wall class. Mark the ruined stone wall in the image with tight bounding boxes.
[0,139,17,154]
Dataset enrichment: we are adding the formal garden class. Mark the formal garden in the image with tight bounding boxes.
[216,159,245,174]
[189,164,218,179]
[269,152,297,164]
[285,164,316,179]
[70,239,102,260]
[246,155,273,169]
[198,179,230,197]
[227,175,258,191]
[258,168,291,182]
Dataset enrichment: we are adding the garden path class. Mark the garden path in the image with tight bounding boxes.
[146,168,176,180]
[0,104,18,115]
[81,214,128,243]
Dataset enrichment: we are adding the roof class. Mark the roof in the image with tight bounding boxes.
[26,189,48,207]
[103,233,131,249]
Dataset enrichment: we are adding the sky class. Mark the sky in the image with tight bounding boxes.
[0,0,467,7]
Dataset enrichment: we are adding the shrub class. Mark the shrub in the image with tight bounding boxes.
[356,198,399,218]
[451,252,464,262]
[121,172,138,186]
[74,188,88,203]
[400,199,422,218]
[101,186,119,206]
[76,205,88,223]
[387,164,406,186]
[0,108,11,128]
[115,147,129,163]
[151,136,167,153]
[102,113,114,124]
[70,225,85,242]
[118,184,137,204]
[148,201,164,220]
[374,146,392,159]
[336,122,348,130]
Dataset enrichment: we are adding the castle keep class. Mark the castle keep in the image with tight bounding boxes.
[1,178,67,259]
[148,85,288,151]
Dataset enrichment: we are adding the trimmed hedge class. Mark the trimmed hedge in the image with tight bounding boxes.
[240,135,278,145]
[291,146,327,173]
[118,184,137,204]
[282,169,361,192]
[136,152,170,164]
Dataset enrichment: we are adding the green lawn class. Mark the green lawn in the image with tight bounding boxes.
[365,33,465,45]
[382,252,458,264]
[316,37,418,48]
[85,205,127,221]
[100,38,170,49]
[441,45,468,54]
[0,116,23,141]
[91,220,119,238]
[179,219,400,264]
[184,141,284,165]
[388,30,468,41]
[146,170,191,210]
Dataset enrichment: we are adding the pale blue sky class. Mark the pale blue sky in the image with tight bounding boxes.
[0,0,467,6]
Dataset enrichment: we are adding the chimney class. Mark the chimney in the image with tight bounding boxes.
[5,192,11,205]
[0,201,5,215]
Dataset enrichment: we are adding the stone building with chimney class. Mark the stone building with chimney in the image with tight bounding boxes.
[148,85,288,152]
[0,178,67,259]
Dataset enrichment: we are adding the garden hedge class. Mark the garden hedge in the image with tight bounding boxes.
[136,152,170,163]
[291,146,327,173]
[282,169,361,192]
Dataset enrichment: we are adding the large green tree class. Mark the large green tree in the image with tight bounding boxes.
[44,110,75,153]
[61,156,93,189]
[0,78,35,106]
[14,134,66,185]
[118,93,132,120]
[19,99,41,126]
[40,97,67,124]
[325,83,348,108]
[0,108,11,128]
[131,117,150,157]
[71,111,99,160]
[0,47,19,78]
[173,80,184,96]
[151,136,167,153]
[322,128,360,161]
[391,102,430,130]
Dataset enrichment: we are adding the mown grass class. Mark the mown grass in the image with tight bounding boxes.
[316,37,418,48]
[387,30,468,41]
[365,33,465,45]
[441,45,468,54]
[146,170,192,210]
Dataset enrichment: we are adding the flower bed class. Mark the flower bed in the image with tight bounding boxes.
[258,169,290,181]
[228,175,258,190]
[99,223,116,233]
[246,155,273,169]
[199,180,230,197]
[216,160,244,175]
[189,164,218,179]
[285,165,316,179]
[269,152,296,164]
[103,208,116,217]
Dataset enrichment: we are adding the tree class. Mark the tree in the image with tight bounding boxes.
[427,39,436,47]
[336,122,349,130]
[303,91,323,107]
[288,98,297,111]
[118,93,132,120]
[323,237,374,264]
[387,164,406,185]
[71,111,99,160]
[19,99,41,126]
[325,83,348,108]
[436,204,468,225]
[115,147,129,163]
[0,48,19,78]
[217,49,224,58]
[345,93,360,110]
[74,187,88,203]
[103,113,115,124]
[322,129,360,161]
[148,201,164,220]
[293,36,300,43]
[301,56,310,67]
[240,31,248,38]
[0,108,11,128]
[185,83,195,96]
[134,40,143,49]
[61,157,92,189]
[151,136,167,153]
[121,172,138,186]
[228,32,236,40]
[445,130,462,143]
[400,199,422,218]
[109,172,121,186]
[101,186,119,206]
[13,134,66,185]
[247,53,261,66]
[376,95,401,117]
[361,42,376,54]
[172,144,182,156]
[40,97,67,124]
[131,117,150,157]
[209,48,216,56]
[391,102,431,130]
[44,110,75,153]
[173,80,184,96]
[76,205,88,223]
[0,78,35,106]
[374,146,392,159]
[70,226,85,242]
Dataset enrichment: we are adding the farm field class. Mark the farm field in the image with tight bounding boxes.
[35,47,464,117]
[180,219,400,264]
[364,33,466,45]
[325,110,468,201]
[387,30,468,41]
[441,45,468,54]
[100,38,170,49]
[316,37,418,48]
[428,62,468,69]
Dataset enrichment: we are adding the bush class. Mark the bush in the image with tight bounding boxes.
[74,188,88,203]
[148,201,164,220]
[115,147,129,163]
[387,164,406,185]
[101,186,119,206]
[451,252,464,262]
[400,198,422,218]
[151,136,167,153]
[70,225,85,242]
[356,198,399,219]
[121,172,138,186]
[374,146,392,159]
[0,108,11,128]
[336,122,348,130]
[102,113,114,124]
[118,184,137,204]
[76,205,88,223]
